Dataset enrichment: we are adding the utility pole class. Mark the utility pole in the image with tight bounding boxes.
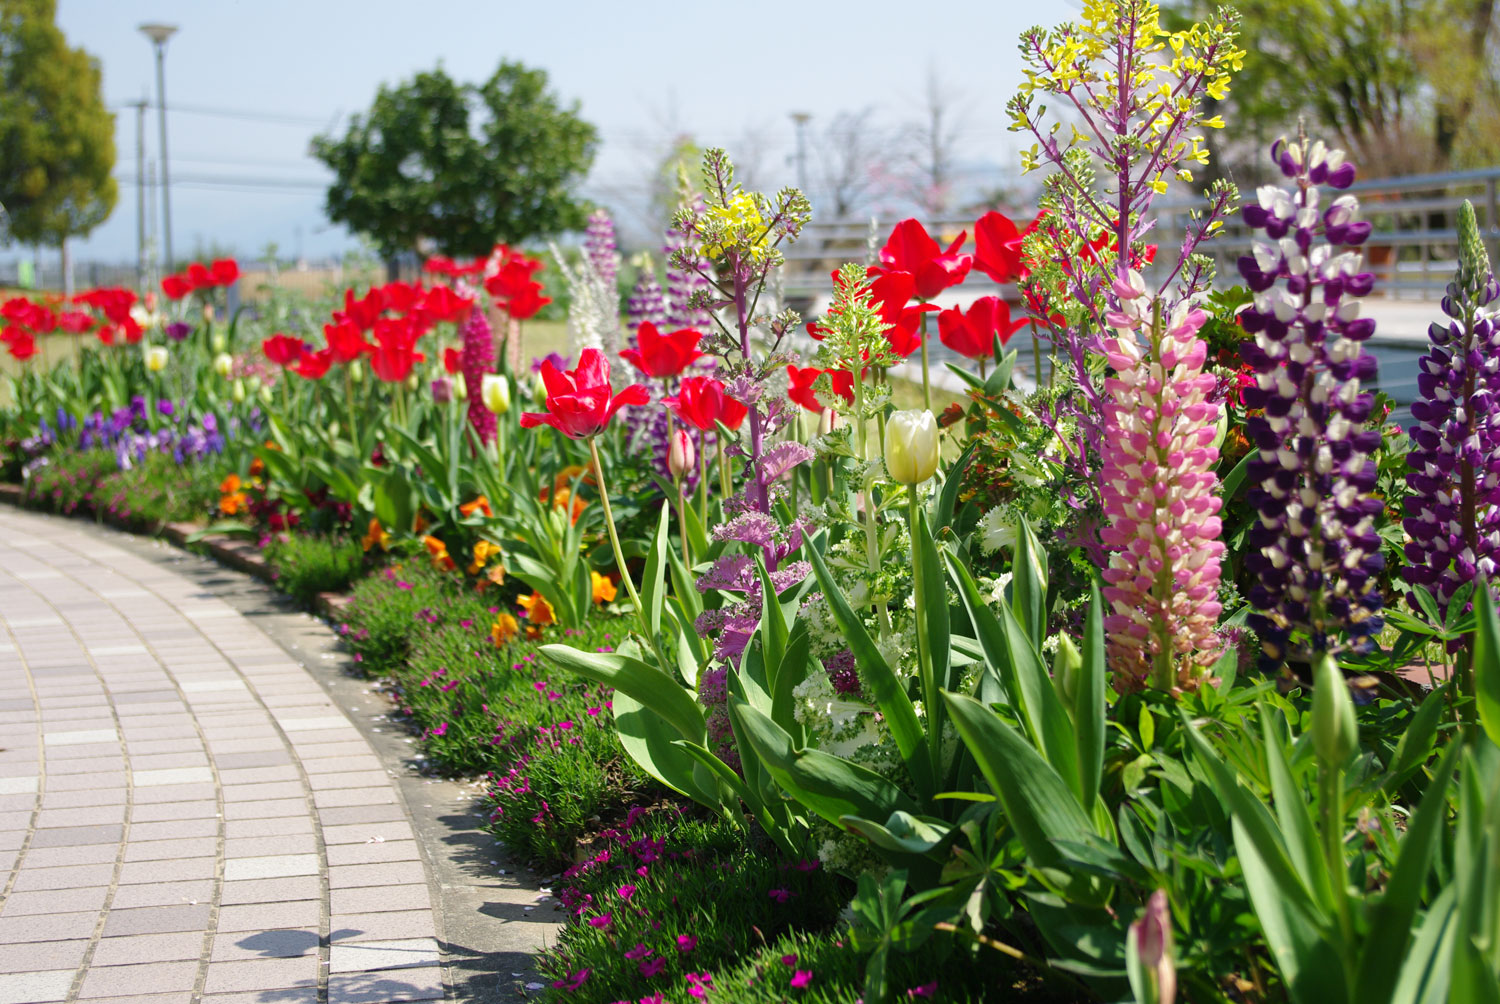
[139,23,178,272]
[133,98,147,291]
[790,112,811,195]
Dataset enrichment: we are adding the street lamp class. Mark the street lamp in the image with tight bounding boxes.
[789,112,811,196]
[139,22,177,273]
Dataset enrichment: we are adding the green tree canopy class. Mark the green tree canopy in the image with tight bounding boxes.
[312,62,598,260]
[1167,0,1499,180]
[0,0,117,247]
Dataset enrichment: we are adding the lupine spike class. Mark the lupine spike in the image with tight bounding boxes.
[1237,136,1385,663]
[626,257,668,333]
[583,209,620,291]
[460,310,498,446]
[1098,272,1226,692]
[1402,199,1500,625]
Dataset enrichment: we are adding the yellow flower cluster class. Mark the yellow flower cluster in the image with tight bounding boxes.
[700,192,770,263]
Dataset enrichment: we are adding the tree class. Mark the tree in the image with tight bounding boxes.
[814,108,889,219]
[896,68,967,217]
[1165,0,1500,180]
[0,0,117,292]
[312,62,598,263]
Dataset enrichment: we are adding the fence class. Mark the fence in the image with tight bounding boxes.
[783,166,1500,303]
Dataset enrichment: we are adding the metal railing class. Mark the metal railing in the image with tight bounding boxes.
[783,166,1500,303]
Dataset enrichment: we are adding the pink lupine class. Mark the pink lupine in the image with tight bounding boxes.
[1098,273,1225,692]
[460,310,498,445]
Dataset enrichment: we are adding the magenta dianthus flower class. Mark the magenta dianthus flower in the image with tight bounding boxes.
[1098,274,1225,692]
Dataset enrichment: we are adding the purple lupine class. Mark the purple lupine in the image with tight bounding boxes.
[1238,136,1384,662]
[1403,201,1500,616]
[460,309,498,445]
[626,263,668,333]
[665,231,711,330]
[583,209,620,291]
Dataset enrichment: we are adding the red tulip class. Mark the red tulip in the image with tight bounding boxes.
[663,376,747,432]
[187,262,213,290]
[973,211,1026,284]
[621,322,704,379]
[161,274,192,300]
[120,317,144,344]
[339,287,386,332]
[443,347,462,375]
[324,319,369,363]
[294,347,333,380]
[937,297,1029,360]
[498,280,551,321]
[210,258,240,286]
[786,365,854,413]
[380,280,422,315]
[368,317,425,382]
[96,324,117,346]
[262,333,305,367]
[418,284,472,325]
[520,347,649,439]
[57,310,94,333]
[3,327,37,360]
[73,288,136,324]
[873,219,972,300]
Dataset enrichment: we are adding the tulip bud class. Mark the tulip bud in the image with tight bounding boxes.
[883,409,940,485]
[1209,410,1228,452]
[258,383,273,404]
[211,332,228,353]
[1129,890,1176,1004]
[144,346,169,372]
[213,352,234,378]
[406,374,420,392]
[453,377,468,400]
[1053,634,1082,712]
[482,374,510,415]
[532,370,548,402]
[818,407,838,436]
[348,360,363,384]
[668,429,695,480]
[431,378,452,404]
[1311,651,1357,766]
[202,303,215,323]
[232,378,246,403]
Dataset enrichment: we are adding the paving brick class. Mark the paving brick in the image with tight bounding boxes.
[122,837,217,861]
[318,803,407,826]
[220,781,306,802]
[109,879,214,909]
[218,875,321,905]
[89,931,204,966]
[211,750,292,769]
[131,782,218,804]
[0,912,98,944]
[322,821,414,845]
[100,904,211,937]
[216,765,300,785]
[202,990,316,1004]
[223,834,317,859]
[33,805,126,828]
[312,787,396,809]
[47,771,127,791]
[214,900,321,933]
[201,956,320,995]
[325,966,444,1003]
[328,937,440,973]
[10,861,117,891]
[128,799,217,822]
[0,969,75,1003]
[78,961,197,999]
[223,815,313,839]
[325,839,422,866]
[223,853,320,881]
[328,860,427,889]
[131,766,213,787]
[22,842,119,868]
[116,856,218,885]
[0,938,90,972]
[126,817,218,841]
[28,823,122,847]
[1,886,108,916]
[328,910,437,944]
[329,884,432,915]
[209,927,320,961]
[39,787,126,808]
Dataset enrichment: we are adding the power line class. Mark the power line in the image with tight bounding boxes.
[115,172,326,191]
[113,100,335,127]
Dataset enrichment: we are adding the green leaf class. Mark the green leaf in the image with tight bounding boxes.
[1388,684,1450,787]
[640,502,670,640]
[730,696,919,828]
[539,644,704,743]
[1354,738,1461,1001]
[935,441,978,533]
[805,539,934,799]
[1077,583,1107,808]
[771,629,812,748]
[1220,450,1253,499]
[613,691,719,808]
[1389,883,1457,1004]
[841,811,952,856]
[1012,515,1049,644]
[1259,704,1333,912]
[756,553,788,684]
[1472,583,1500,750]
[943,691,1101,900]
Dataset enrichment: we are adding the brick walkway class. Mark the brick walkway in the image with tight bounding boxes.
[0,508,448,1004]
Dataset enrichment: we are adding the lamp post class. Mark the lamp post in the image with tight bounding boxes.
[138,22,177,274]
[789,112,811,196]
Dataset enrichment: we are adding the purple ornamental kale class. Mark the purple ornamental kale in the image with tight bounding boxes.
[1237,136,1384,663]
[1403,201,1500,617]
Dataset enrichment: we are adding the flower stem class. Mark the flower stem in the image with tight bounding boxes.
[919,311,933,413]
[589,436,669,668]
[908,490,936,768]
[716,434,731,503]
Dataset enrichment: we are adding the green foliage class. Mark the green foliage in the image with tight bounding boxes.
[22,450,218,527]
[311,61,598,259]
[0,0,116,246]
[265,533,365,605]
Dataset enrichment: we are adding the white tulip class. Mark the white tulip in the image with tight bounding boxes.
[145,346,169,372]
[213,352,234,378]
[482,374,511,415]
[883,409,940,485]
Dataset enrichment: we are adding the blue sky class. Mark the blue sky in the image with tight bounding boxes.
[42,0,1074,265]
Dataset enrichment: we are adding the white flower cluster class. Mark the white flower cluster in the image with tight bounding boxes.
[549,242,622,364]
